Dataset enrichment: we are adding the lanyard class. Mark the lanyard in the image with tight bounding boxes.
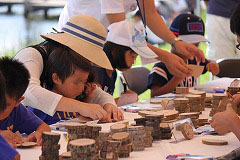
[136,0,148,41]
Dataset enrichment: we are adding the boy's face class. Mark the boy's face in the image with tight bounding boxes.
[0,96,23,120]
[53,69,89,99]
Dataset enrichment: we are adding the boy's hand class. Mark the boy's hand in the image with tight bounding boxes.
[80,104,107,120]
[103,104,124,122]
[26,131,42,145]
[206,61,219,76]
[0,130,23,146]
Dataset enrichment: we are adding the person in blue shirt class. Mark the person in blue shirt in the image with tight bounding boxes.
[0,70,20,160]
[0,57,50,146]
[148,13,219,97]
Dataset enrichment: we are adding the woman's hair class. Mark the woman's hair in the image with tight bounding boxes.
[44,41,91,90]
[230,3,240,36]
[103,41,133,70]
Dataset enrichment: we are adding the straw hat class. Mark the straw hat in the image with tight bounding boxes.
[41,15,113,70]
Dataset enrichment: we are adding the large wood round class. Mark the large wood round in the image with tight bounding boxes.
[112,132,130,141]
[69,138,96,147]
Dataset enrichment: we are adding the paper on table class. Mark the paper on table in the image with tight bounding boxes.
[188,64,204,78]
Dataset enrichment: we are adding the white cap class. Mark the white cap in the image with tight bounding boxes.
[106,19,158,59]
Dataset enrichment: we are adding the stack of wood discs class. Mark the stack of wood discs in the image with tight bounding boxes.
[144,126,153,147]
[173,98,190,113]
[205,94,212,108]
[191,91,206,111]
[98,131,112,151]
[185,95,202,112]
[145,114,163,140]
[64,123,87,141]
[99,140,120,160]
[40,132,61,160]
[127,125,146,151]
[69,138,99,160]
[209,94,227,117]
[179,112,200,128]
[176,87,189,94]
[134,117,146,126]
[198,117,209,126]
[159,123,172,139]
[111,132,132,158]
[228,86,240,95]
[110,123,127,133]
[86,124,102,139]
[160,110,179,122]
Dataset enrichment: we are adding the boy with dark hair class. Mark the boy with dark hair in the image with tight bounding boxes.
[0,71,20,160]
[211,3,240,141]
[148,13,219,97]
[0,57,50,145]
[29,43,123,124]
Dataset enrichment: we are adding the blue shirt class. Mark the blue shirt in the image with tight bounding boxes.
[28,107,78,125]
[0,103,43,135]
[0,135,18,160]
[92,66,117,95]
[148,59,208,89]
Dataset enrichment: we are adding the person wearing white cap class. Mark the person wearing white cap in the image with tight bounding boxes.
[14,15,123,122]
[148,13,219,97]
[92,19,157,105]
[58,0,206,79]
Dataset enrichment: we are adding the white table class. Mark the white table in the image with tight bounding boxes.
[18,110,240,160]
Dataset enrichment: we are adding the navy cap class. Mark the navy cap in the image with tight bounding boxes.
[170,13,209,44]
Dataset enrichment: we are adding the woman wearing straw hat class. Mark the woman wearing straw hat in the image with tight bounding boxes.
[14,15,123,122]
[58,0,205,79]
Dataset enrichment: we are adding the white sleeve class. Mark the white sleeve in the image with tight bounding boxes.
[89,86,116,106]
[14,48,62,116]
[100,0,125,14]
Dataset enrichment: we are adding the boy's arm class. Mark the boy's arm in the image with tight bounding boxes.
[26,122,50,145]
[151,77,183,97]
[13,154,20,160]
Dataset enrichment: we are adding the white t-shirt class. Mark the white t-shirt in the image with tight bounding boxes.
[14,47,116,116]
[58,0,137,29]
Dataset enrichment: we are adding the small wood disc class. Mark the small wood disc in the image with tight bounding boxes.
[202,139,228,146]
[16,142,37,148]
[180,122,194,140]
[110,123,126,130]
[60,151,71,158]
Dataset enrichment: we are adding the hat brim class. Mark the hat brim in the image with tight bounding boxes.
[131,46,158,59]
[179,35,209,44]
[41,33,113,70]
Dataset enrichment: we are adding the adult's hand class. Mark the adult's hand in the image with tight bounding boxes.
[174,41,205,63]
[210,104,240,135]
[79,104,107,120]
[103,103,124,122]
[164,53,192,78]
